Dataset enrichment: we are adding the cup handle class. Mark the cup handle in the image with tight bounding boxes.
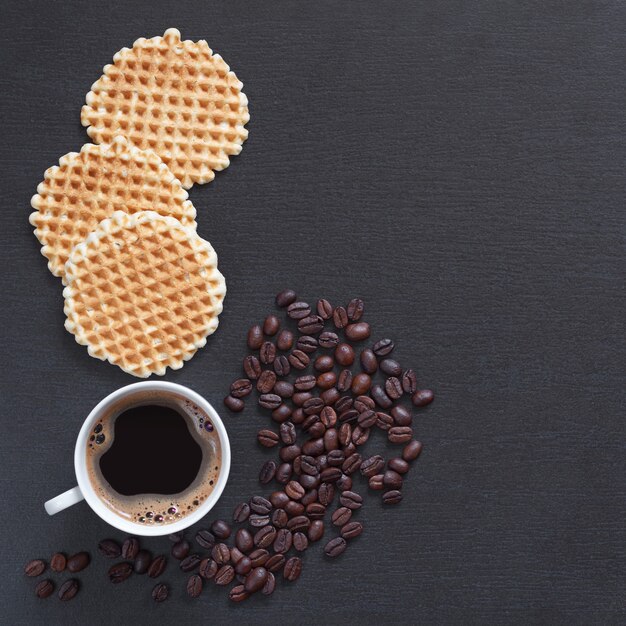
[45,486,84,515]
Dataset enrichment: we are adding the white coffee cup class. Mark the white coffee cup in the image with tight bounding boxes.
[44,381,231,536]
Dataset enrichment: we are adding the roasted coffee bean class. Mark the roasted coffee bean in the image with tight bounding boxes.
[270,490,290,508]
[229,584,249,602]
[259,393,282,410]
[277,421,296,445]
[336,369,353,392]
[276,288,297,308]
[242,566,268,593]
[277,329,294,351]
[263,314,280,336]
[351,373,371,394]
[384,469,404,489]
[403,439,423,461]
[290,531,308,552]
[299,474,320,491]
[335,395,354,413]
[294,374,317,391]
[274,355,291,376]
[296,335,319,353]
[287,301,311,319]
[133,550,151,574]
[35,579,54,599]
[272,403,292,423]
[401,368,417,393]
[215,564,235,585]
[338,422,352,446]
[58,579,79,601]
[303,397,324,415]
[180,554,202,572]
[194,531,214,552]
[98,539,121,559]
[324,537,347,557]
[298,315,324,335]
[345,322,371,341]
[386,377,403,400]
[280,444,301,462]
[283,557,302,581]
[319,331,340,348]
[338,408,358,423]
[340,490,363,509]
[343,442,357,456]
[333,306,348,328]
[171,540,190,560]
[314,354,334,372]
[318,482,335,506]
[254,526,277,548]
[121,537,139,560]
[231,378,253,399]
[185,574,203,598]
[357,409,377,428]
[324,428,339,452]
[352,425,370,446]
[308,421,326,438]
[150,582,167,603]
[317,371,337,390]
[412,389,435,407]
[388,457,410,474]
[391,405,412,426]
[234,529,254,553]
[371,384,393,409]
[249,513,270,528]
[355,394,375,410]
[248,549,270,567]
[50,553,67,572]
[224,395,244,412]
[230,547,245,564]
[341,452,362,474]
[341,521,363,539]
[148,555,167,578]
[285,480,305,500]
[369,474,384,490]
[300,455,319,475]
[199,558,218,580]
[306,502,326,519]
[360,348,378,374]
[320,406,338,428]
[109,562,132,583]
[288,349,310,370]
[273,528,293,554]
[259,460,277,484]
[321,387,340,406]
[247,324,264,350]
[265,553,286,573]
[273,380,295,399]
[360,455,385,477]
[233,502,251,523]
[308,520,325,542]
[272,508,289,528]
[24,559,46,577]
[243,355,262,379]
[376,411,394,430]
[211,520,231,540]
[67,552,90,573]
[257,428,280,447]
[383,490,403,504]
[372,338,394,356]
[257,369,277,393]
[317,299,333,319]
[302,414,320,433]
[212,543,231,565]
[260,341,276,364]
[276,463,292,484]
[287,515,310,532]
[250,496,272,515]
[380,358,402,377]
[331,508,352,530]
[335,343,355,366]
[235,556,253,576]
[389,426,413,444]
[262,571,276,596]
[320,466,342,482]
[347,298,365,321]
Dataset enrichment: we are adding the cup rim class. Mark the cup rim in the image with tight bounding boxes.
[74,381,231,536]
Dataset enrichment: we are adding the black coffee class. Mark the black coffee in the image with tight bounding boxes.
[99,405,203,496]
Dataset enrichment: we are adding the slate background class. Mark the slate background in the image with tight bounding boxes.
[0,0,624,623]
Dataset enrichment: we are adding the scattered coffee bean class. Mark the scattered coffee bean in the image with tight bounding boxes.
[199,558,218,580]
[360,348,378,374]
[391,405,412,426]
[231,378,253,398]
[151,582,168,603]
[333,306,348,328]
[259,393,282,409]
[229,584,249,602]
[351,372,372,394]
[357,409,377,428]
[318,331,339,348]
[67,552,90,573]
[339,490,363,509]
[171,540,190,560]
[254,526,277,549]
[385,377,403,399]
[196,529,216,550]
[274,355,291,376]
[235,556,252,575]
[283,557,302,581]
[109,562,132,584]
[324,537,347,557]
[293,532,309,552]
[259,460,277,484]
[50,553,67,573]
[314,354,334,372]
[24,559,46,577]
[265,554,286,573]
[317,299,333,319]
[288,350,310,370]
[372,338,394,356]
[401,368,417,393]
[276,289,297,308]
[337,369,353,392]
[277,329,294,351]
[275,463,292,483]
[345,322,370,341]
[341,521,363,539]
[331,506,352,526]
[244,566,269,593]
[211,520,232,540]
[58,579,79,601]
[98,539,121,559]
[296,335,318,353]
[247,324,264,350]
[376,411,394,430]
[371,384,393,408]
[298,315,324,335]
[369,474,384,489]
[121,537,139,561]
[388,457,410,474]
[147,555,167,578]
[274,380,295,398]
[262,572,276,595]
[35,579,54,599]
[382,490,403,505]
[317,371,337,389]
[133,550,152,574]
[258,428,280,447]
[347,298,365,321]
[384,470,403,489]
[243,355,262,379]
[388,426,413,444]
[224,395,244,412]
[186,574,203,598]
[380,358,402,376]
[335,343,355,366]
[263,314,280,336]
[360,455,385,477]
[233,502,251,523]
[250,495,272,515]
[294,374,316,391]
[260,341,276,364]
[212,543,231,565]
[412,389,434,407]
[287,301,311,320]
[403,439,423,461]
[308,520,325,542]
[180,554,202,572]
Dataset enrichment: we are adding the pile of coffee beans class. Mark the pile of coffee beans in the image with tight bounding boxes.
[24,551,89,600]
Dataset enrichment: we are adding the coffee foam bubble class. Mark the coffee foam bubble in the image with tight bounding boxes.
[86,391,222,526]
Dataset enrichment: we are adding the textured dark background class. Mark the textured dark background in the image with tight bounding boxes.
[1,0,624,623]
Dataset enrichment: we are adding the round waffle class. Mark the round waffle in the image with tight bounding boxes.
[63,210,226,377]
[29,135,197,281]
[81,28,249,189]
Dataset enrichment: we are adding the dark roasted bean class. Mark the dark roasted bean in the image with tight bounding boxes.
[109,562,133,583]
[318,331,339,348]
[151,582,168,603]
[265,554,286,573]
[296,335,319,353]
[340,490,363,509]
[257,428,280,447]
[320,406,338,428]
[302,488,318,505]
[199,558,218,580]
[321,387,340,406]
[272,508,289,528]
[233,502,251,523]
[380,360,402,379]
[337,369,353,392]
[308,520,324,542]
[300,455,319,475]
[276,289,297,307]
[211,543,231,565]
[341,521,363,539]
[333,306,348,328]
[277,329,294,351]
[317,299,333,319]
[186,574,203,598]
[403,439,423,461]
[287,515,310,532]
[249,513,270,528]
[171,540,190,560]
[58,579,79,601]
[360,348,378,374]
[273,528,293,554]
[180,554,202,572]
[345,322,370,341]
[249,549,270,568]
[412,389,435,407]
[279,421,297,444]
[318,482,335,506]
[338,422,352,446]
[324,537,347,557]
[274,355,291,377]
[372,338,395,356]
[376,411,394,430]
[273,380,295,398]
[215,565,235,585]
[235,556,252,576]
[244,567,269,593]
[230,584,249,602]
[283,557,302,581]
[67,552,90,573]
[224,395,244,412]
[357,409,377,428]
[263,314,280,336]
[25,559,46,577]
[347,298,365,321]
[337,475,352,493]
[285,480,305,500]
[303,397,324,415]
[342,453,362,474]
[243,355,262,379]
[352,425,370,446]
[361,454,385,477]
[98,540,121,559]
[369,474,384,490]
[306,502,326,519]
[133,550,151,574]
[391,405,412,426]
[389,426,413,444]
[384,469,404,489]
[299,474,319,490]
[354,394,375,411]
[298,315,324,335]
[247,324,264,349]
[272,403,292,423]
[50,553,67,572]
[334,395,354,413]
[351,373,371,394]
[320,466,342,482]
[235,529,254,553]
[317,371,337,389]
[294,374,317,391]
[288,349,310,369]
[230,547,245,564]
[35,579,55,599]
[293,532,309,552]
[287,301,311,319]
[254,526,277,548]
[389,457,410,474]
[386,377,403,399]
[335,343,355,366]
[121,538,139,560]
[257,369,277,393]
[382,490,403,504]
[231,378,253,399]
[260,341,276,364]
[259,393,282,409]
[270,490,290,508]
[338,408,358,423]
[280,444,301,462]
[250,496,272,515]
[275,463,292,484]
[259,460,277,484]
[371,384,393,408]
[314,354,334,372]
[324,428,339,451]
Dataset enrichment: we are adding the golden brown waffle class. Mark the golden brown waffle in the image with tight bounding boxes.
[81,28,249,189]
[63,210,226,377]
[29,135,197,281]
